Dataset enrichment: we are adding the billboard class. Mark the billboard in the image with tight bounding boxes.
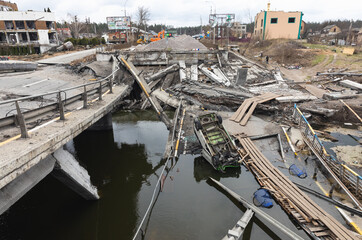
[107,16,131,30]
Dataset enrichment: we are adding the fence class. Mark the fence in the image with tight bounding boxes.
[0,68,118,138]
[293,104,362,199]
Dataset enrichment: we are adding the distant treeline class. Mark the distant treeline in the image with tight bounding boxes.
[56,19,361,38]
[56,22,109,35]
[304,20,362,32]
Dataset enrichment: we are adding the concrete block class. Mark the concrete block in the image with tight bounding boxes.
[236,68,248,86]
[323,91,358,100]
[340,80,362,91]
[0,60,37,72]
[52,148,99,200]
[276,95,317,103]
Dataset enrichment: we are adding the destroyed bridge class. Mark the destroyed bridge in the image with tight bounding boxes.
[0,42,361,240]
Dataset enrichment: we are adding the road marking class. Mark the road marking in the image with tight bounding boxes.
[23,78,49,87]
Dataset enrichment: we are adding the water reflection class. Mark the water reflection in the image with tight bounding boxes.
[193,156,241,182]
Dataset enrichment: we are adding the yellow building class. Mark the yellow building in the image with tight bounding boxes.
[253,6,305,40]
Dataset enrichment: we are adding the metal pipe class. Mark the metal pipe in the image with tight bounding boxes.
[209,177,304,240]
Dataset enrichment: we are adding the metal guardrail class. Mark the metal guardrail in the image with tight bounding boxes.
[293,104,362,199]
[0,68,119,138]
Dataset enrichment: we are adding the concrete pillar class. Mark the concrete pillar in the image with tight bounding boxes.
[5,32,9,44]
[26,32,30,43]
[15,32,19,44]
[87,112,113,131]
[0,157,56,215]
[52,148,99,200]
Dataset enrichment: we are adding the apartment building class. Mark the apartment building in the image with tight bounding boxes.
[254,4,305,40]
[0,1,59,53]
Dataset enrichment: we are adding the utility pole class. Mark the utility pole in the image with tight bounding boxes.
[200,16,202,34]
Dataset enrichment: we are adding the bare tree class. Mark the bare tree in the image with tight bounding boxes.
[66,13,87,39]
[136,6,150,37]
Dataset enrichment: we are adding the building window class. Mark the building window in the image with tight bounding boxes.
[7,33,17,43]
[288,17,296,23]
[48,32,57,43]
[261,19,263,27]
[26,21,35,29]
[29,32,38,41]
[0,32,6,43]
[5,21,14,30]
[46,21,54,29]
[270,18,278,24]
[18,32,28,43]
[15,21,25,29]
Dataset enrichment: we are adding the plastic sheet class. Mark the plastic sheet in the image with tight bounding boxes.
[289,164,307,179]
[253,189,273,208]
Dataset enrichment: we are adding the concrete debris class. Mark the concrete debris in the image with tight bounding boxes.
[179,61,187,82]
[199,63,230,86]
[276,95,318,103]
[0,60,38,72]
[190,65,198,81]
[146,64,179,82]
[323,91,358,100]
[340,80,362,91]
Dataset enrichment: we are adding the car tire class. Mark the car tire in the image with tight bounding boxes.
[217,115,222,124]
[195,119,202,131]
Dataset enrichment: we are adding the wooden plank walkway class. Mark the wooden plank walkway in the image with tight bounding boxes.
[230,93,280,126]
[235,135,358,240]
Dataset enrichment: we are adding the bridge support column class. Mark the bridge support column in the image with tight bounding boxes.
[0,157,56,215]
[52,148,99,200]
[87,113,113,131]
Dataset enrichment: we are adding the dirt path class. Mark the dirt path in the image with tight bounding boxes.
[280,53,336,82]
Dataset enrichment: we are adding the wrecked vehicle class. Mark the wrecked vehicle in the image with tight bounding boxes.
[194,113,240,171]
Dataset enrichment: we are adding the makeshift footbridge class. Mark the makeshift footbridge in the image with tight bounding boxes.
[235,135,358,240]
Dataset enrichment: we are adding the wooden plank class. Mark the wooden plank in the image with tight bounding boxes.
[233,99,253,122]
[309,227,328,232]
[314,231,330,237]
[239,101,258,126]
[230,99,250,121]
[239,138,318,219]
[237,137,354,240]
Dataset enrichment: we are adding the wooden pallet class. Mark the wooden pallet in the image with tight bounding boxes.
[230,93,280,126]
[235,135,357,240]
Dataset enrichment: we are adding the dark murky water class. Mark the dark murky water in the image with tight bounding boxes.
[1,110,346,240]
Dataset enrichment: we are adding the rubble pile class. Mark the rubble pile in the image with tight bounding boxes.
[134,35,208,51]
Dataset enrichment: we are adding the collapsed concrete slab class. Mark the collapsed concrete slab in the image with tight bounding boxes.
[323,91,358,100]
[0,60,37,72]
[276,95,318,103]
[147,64,179,82]
[52,148,99,200]
[340,80,362,91]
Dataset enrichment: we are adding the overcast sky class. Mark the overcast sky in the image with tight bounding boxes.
[17,0,362,27]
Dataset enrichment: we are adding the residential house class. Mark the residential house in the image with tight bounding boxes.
[322,25,341,35]
[231,22,247,38]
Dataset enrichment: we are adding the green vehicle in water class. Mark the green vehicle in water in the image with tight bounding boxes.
[194,113,240,172]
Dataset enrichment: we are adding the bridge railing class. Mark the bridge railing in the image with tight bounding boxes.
[0,68,119,138]
[293,104,362,198]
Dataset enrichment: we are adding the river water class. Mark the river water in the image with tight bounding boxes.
[1,110,338,240]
